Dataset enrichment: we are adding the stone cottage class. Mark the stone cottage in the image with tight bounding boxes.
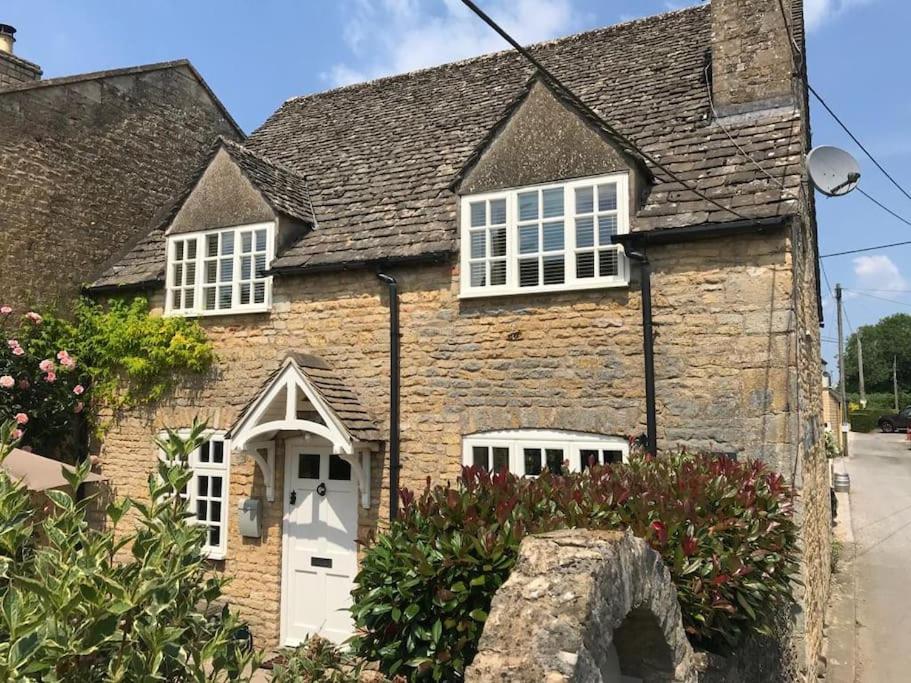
[86,0,829,675]
[0,23,241,308]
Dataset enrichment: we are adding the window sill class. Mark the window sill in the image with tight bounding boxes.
[164,305,272,319]
[459,278,630,300]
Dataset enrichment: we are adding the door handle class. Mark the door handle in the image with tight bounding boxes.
[289,490,297,505]
[316,482,327,497]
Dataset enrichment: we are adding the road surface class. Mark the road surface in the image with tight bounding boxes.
[848,431,911,682]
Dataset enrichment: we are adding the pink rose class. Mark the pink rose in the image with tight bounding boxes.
[14,413,27,425]
[56,351,75,368]
[25,312,42,325]
[7,339,17,348]
[12,346,24,356]
[38,359,54,373]
[17,378,28,390]
[10,428,22,441]
[74,401,84,414]
[0,306,11,315]
[0,376,14,389]
[73,385,85,395]
[44,371,56,383]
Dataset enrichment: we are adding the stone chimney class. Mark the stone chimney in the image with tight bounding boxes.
[0,24,43,89]
[710,0,798,114]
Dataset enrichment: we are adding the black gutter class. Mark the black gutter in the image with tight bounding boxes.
[376,273,401,521]
[82,278,164,297]
[613,216,790,456]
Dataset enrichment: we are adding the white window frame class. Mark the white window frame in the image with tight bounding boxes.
[165,221,275,317]
[459,173,630,298]
[462,429,629,476]
[157,430,231,560]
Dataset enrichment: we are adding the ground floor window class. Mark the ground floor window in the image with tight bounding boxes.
[158,431,230,559]
[462,429,628,476]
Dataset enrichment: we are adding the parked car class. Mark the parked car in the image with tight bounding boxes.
[878,407,911,433]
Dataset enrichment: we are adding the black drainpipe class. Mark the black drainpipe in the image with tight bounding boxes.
[625,248,658,455]
[376,273,401,520]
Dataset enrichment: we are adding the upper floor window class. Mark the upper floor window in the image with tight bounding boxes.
[462,429,629,476]
[460,174,629,298]
[165,222,274,316]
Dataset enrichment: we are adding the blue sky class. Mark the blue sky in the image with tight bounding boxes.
[6,0,910,368]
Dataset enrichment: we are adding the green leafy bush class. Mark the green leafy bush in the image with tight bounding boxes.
[351,453,798,680]
[271,636,365,683]
[0,419,257,681]
[848,410,879,433]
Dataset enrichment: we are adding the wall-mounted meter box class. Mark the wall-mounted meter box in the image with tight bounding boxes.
[237,498,261,538]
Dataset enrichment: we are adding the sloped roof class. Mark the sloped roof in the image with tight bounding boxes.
[228,352,381,444]
[90,4,804,288]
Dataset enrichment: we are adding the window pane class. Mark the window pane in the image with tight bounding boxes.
[221,231,234,255]
[472,445,489,470]
[219,258,233,282]
[185,263,196,286]
[175,241,185,261]
[518,191,538,221]
[575,216,594,248]
[186,240,197,260]
[470,201,486,227]
[254,254,267,278]
[253,281,266,304]
[519,259,539,287]
[197,476,208,497]
[492,447,509,472]
[519,225,538,254]
[173,263,183,284]
[490,198,506,225]
[490,261,506,286]
[218,286,232,309]
[580,449,599,470]
[598,215,618,242]
[329,454,352,481]
[298,453,320,479]
[239,283,251,304]
[576,252,595,279]
[171,288,182,310]
[470,262,486,287]
[212,441,224,464]
[598,183,618,211]
[599,249,619,277]
[184,289,195,309]
[208,526,221,548]
[204,287,216,310]
[546,449,564,475]
[490,228,506,257]
[603,450,624,464]
[199,442,210,463]
[542,255,565,285]
[211,476,222,498]
[206,235,218,257]
[210,500,222,522]
[575,186,594,214]
[205,261,217,284]
[241,255,252,280]
[542,188,563,218]
[542,222,564,252]
[196,500,207,519]
[255,230,267,252]
[523,448,542,476]
[470,231,486,259]
[241,231,253,253]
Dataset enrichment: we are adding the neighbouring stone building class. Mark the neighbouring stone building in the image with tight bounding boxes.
[86,0,829,677]
[0,22,242,309]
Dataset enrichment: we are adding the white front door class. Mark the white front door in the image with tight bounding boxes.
[282,442,359,645]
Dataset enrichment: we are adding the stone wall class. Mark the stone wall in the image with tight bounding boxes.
[0,64,240,309]
[0,51,41,88]
[94,226,818,649]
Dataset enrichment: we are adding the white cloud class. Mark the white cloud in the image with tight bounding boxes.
[804,0,875,31]
[851,254,908,295]
[326,0,584,87]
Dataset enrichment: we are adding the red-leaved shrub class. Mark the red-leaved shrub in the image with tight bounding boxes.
[351,452,798,681]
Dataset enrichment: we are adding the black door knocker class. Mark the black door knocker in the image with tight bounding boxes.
[316,482,327,497]
[289,489,297,505]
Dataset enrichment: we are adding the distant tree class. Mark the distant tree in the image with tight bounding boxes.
[844,313,911,394]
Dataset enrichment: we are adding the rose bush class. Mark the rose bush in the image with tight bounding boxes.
[0,308,87,457]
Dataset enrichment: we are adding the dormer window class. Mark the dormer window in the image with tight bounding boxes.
[166,222,274,316]
[459,173,629,298]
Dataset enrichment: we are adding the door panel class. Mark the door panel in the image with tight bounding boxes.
[283,445,358,645]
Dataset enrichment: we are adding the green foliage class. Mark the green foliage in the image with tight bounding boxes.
[351,453,799,681]
[846,391,911,411]
[848,410,879,433]
[271,636,365,683]
[824,431,843,458]
[844,313,911,394]
[21,297,214,413]
[0,309,87,457]
[0,418,258,681]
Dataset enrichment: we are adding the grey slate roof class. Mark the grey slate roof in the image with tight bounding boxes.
[228,352,381,444]
[90,4,804,288]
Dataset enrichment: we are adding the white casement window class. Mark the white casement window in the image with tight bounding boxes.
[462,429,629,476]
[165,221,274,316]
[158,432,230,559]
[460,173,629,297]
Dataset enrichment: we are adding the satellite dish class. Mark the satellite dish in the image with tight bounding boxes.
[807,146,861,197]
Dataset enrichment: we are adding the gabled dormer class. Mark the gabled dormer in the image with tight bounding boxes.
[452,74,648,299]
[164,139,313,316]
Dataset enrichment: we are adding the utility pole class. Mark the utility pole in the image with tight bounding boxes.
[836,283,849,457]
[858,333,866,408]
[895,356,900,412]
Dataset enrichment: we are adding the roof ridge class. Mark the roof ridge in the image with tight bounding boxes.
[0,59,192,94]
[282,4,707,104]
[219,136,309,181]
